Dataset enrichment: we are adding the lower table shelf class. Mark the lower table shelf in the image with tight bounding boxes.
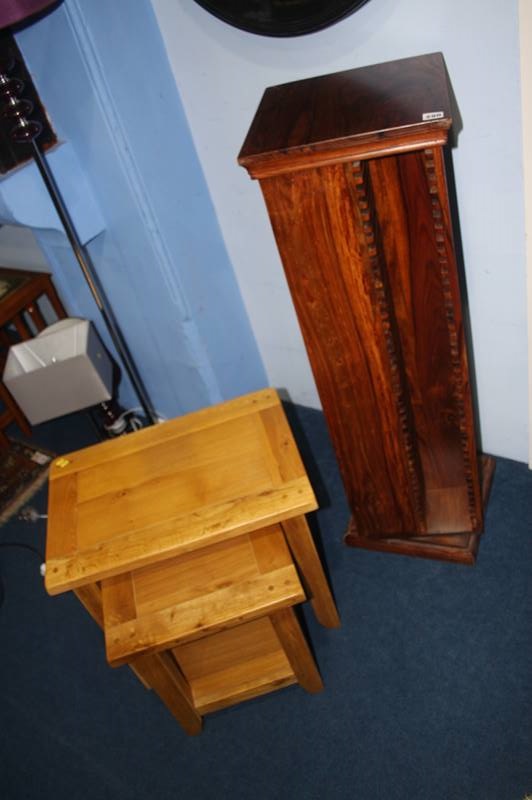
[172,616,297,715]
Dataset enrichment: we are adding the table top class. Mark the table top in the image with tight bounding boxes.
[45,389,317,595]
[238,53,454,178]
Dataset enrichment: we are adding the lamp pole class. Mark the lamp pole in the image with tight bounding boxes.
[0,9,159,426]
[28,137,159,426]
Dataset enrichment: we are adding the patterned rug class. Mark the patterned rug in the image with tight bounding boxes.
[0,440,53,527]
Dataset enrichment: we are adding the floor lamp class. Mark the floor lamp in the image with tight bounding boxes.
[0,0,159,427]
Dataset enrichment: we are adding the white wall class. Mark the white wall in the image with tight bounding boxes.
[0,225,50,271]
[519,0,532,467]
[152,0,528,463]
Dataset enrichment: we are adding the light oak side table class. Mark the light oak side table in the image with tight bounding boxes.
[45,389,339,733]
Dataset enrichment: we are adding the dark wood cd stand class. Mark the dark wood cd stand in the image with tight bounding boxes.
[239,53,494,564]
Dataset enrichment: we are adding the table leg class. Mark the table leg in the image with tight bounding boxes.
[44,282,67,320]
[74,582,202,734]
[26,302,47,332]
[0,381,31,437]
[281,516,340,628]
[74,583,104,628]
[12,312,33,340]
[133,651,202,736]
[270,607,323,694]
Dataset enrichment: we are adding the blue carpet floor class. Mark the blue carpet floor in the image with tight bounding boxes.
[0,405,531,800]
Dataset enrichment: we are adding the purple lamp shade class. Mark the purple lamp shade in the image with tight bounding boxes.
[0,0,59,29]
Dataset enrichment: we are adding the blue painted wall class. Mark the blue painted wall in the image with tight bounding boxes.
[3,0,266,416]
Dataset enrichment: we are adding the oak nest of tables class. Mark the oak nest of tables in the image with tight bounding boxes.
[45,388,339,734]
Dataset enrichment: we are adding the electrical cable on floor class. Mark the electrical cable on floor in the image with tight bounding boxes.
[103,407,143,436]
[99,405,166,439]
[0,540,46,611]
[18,507,47,522]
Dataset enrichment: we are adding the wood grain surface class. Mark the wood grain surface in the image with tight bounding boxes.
[239,54,488,558]
[102,524,305,666]
[171,617,298,715]
[45,389,317,594]
[239,53,452,177]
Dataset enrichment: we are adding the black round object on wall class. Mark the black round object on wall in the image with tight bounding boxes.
[191,0,371,37]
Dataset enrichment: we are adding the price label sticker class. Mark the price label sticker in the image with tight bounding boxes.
[31,451,52,466]
[422,111,445,121]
